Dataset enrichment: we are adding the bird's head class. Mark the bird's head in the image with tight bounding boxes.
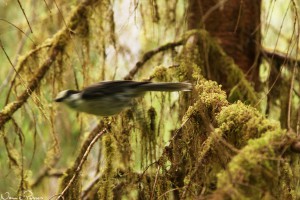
[54,90,80,103]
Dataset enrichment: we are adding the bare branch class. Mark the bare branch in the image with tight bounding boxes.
[124,40,183,80]
[57,127,108,200]
[263,49,300,67]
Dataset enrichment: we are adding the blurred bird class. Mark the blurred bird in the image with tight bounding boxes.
[55,80,192,116]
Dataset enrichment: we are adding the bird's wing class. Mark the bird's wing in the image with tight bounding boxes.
[81,80,150,99]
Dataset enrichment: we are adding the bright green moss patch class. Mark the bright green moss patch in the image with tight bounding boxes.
[216,102,281,147]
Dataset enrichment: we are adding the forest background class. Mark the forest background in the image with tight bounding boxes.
[0,0,299,199]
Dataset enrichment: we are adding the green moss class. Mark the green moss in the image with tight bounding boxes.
[181,30,259,105]
[215,114,296,199]
[183,79,228,122]
[216,101,275,147]
[59,172,82,200]
[98,134,115,199]
[1,101,20,116]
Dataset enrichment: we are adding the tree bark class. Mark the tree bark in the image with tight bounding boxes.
[188,0,261,90]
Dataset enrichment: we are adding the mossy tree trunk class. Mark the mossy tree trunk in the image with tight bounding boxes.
[187,0,261,91]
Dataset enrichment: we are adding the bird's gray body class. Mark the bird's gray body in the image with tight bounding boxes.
[55,80,191,116]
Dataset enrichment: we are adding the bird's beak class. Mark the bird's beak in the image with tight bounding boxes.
[54,97,63,102]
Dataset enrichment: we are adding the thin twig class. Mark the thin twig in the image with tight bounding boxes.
[139,161,157,181]
[17,0,33,33]
[150,165,161,200]
[0,27,33,94]
[4,44,51,105]
[0,19,35,45]
[0,39,36,110]
[255,1,294,108]
[56,128,108,200]
[0,39,20,75]
[287,0,299,130]
[157,187,187,199]
[201,0,229,23]
[287,61,297,130]
[43,0,52,14]
[81,173,101,199]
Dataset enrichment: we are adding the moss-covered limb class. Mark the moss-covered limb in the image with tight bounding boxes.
[140,32,298,199]
[0,0,99,130]
[114,112,134,168]
[149,63,297,199]
[152,75,230,198]
[97,134,115,200]
[182,30,258,105]
[216,102,281,148]
[208,103,298,199]
[211,131,297,199]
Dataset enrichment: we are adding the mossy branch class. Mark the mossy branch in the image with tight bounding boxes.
[211,104,297,199]
[58,125,108,200]
[58,121,110,199]
[0,0,99,130]
[182,30,258,104]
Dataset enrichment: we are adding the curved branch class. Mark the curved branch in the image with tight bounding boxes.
[124,40,183,80]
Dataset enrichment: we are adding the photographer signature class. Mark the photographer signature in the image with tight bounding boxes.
[1,190,43,200]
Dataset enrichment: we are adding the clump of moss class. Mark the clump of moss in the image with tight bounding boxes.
[216,101,280,147]
[215,127,295,199]
[183,79,228,122]
[151,66,169,81]
[213,102,297,199]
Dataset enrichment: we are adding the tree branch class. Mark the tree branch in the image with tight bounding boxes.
[124,40,183,80]
[262,49,300,67]
[56,121,110,200]
[57,127,108,200]
[0,0,99,130]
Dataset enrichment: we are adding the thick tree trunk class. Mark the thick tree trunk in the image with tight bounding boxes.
[188,0,261,90]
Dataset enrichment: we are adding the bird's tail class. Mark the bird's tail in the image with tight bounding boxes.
[140,82,192,92]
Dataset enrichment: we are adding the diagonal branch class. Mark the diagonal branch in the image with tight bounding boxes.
[0,0,99,130]
[57,127,108,200]
[55,121,110,200]
[124,40,183,80]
